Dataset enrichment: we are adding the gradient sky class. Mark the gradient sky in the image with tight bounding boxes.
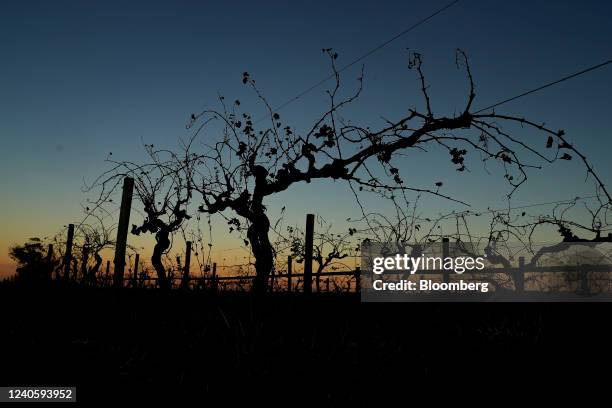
[1,0,611,276]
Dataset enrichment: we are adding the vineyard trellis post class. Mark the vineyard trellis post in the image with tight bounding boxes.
[63,223,75,281]
[442,237,450,283]
[355,266,361,293]
[212,262,217,292]
[46,243,54,280]
[113,177,134,288]
[287,255,292,292]
[516,256,525,293]
[579,264,589,295]
[303,214,315,295]
[81,244,89,284]
[269,265,275,291]
[133,253,140,288]
[182,241,191,290]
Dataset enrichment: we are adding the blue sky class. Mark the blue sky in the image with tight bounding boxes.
[1,0,611,274]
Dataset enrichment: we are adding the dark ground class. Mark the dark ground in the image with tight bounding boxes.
[0,283,610,404]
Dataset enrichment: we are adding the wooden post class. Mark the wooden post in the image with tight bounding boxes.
[516,256,525,293]
[182,242,192,289]
[46,244,54,280]
[355,266,361,293]
[325,278,330,292]
[113,177,134,288]
[269,266,275,291]
[71,256,78,281]
[442,237,450,283]
[287,255,292,292]
[63,224,74,281]
[105,260,111,285]
[81,244,90,283]
[133,253,140,288]
[579,264,590,295]
[304,214,315,295]
[212,262,217,292]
